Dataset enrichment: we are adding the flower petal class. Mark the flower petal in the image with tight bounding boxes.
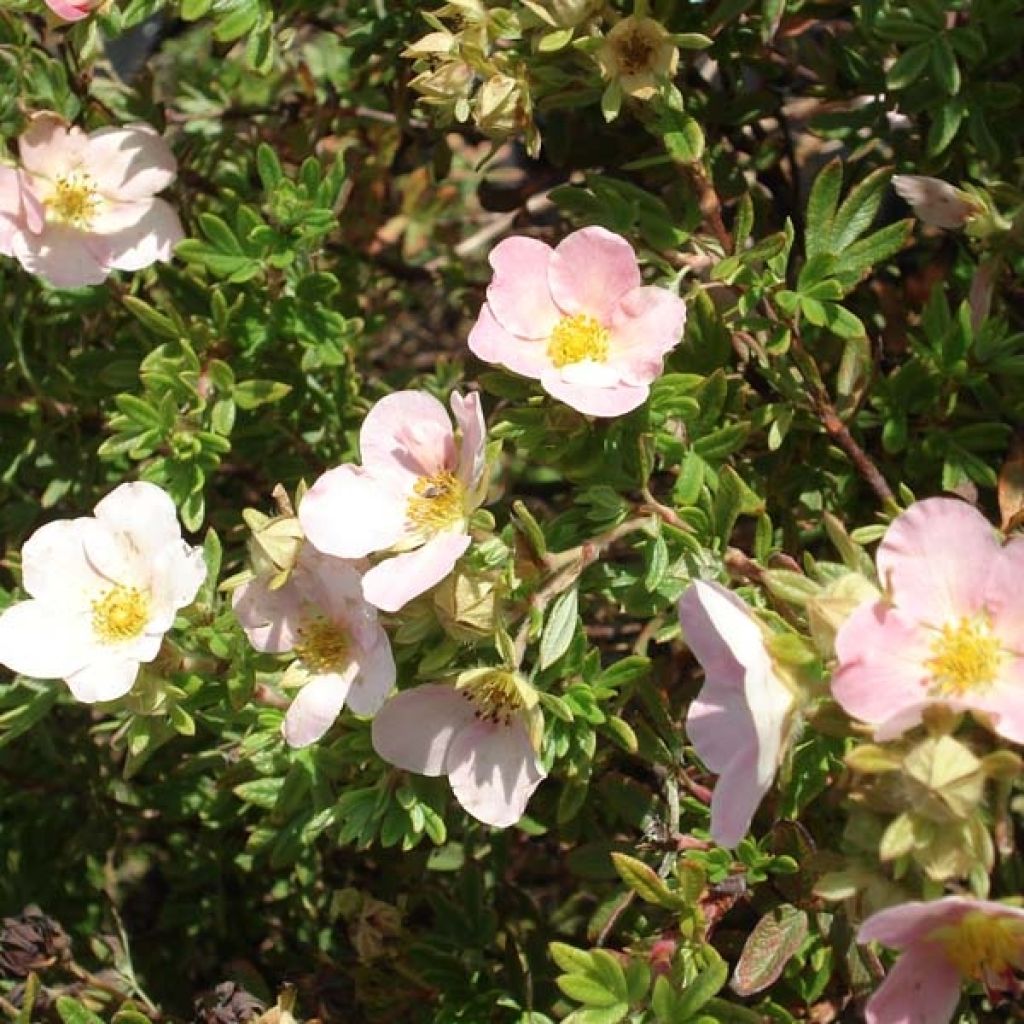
[98,198,183,272]
[65,655,140,703]
[20,517,104,608]
[84,125,177,201]
[467,302,552,379]
[547,227,641,322]
[13,223,110,288]
[300,465,406,559]
[359,390,456,482]
[93,481,182,557]
[451,390,487,492]
[483,235,561,339]
[0,600,93,679]
[44,0,93,21]
[446,718,546,827]
[361,532,471,612]
[858,897,973,948]
[863,947,961,1024]
[282,666,357,748]
[371,683,477,775]
[346,631,396,717]
[232,576,304,654]
[608,285,687,378]
[877,497,1001,625]
[706,746,766,848]
[18,115,88,179]
[539,369,649,418]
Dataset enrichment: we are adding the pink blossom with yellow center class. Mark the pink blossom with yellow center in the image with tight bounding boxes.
[833,497,1024,743]
[858,896,1024,1023]
[468,227,686,417]
[0,113,183,288]
[299,390,487,613]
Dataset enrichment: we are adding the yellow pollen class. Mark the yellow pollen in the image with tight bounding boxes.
[92,586,150,644]
[294,618,350,675]
[615,28,657,74]
[46,172,100,229]
[406,470,465,533]
[459,670,526,726]
[925,617,1003,696]
[930,911,1024,981]
[547,314,609,368]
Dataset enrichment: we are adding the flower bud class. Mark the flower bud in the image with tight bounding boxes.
[194,982,266,1024]
[433,569,499,641]
[807,572,879,656]
[475,73,530,139]
[892,175,982,230]
[0,907,70,979]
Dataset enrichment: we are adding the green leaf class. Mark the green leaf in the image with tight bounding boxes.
[540,587,578,669]
[56,998,106,1024]
[886,42,931,89]
[676,947,728,1018]
[664,116,705,163]
[730,904,809,996]
[557,974,621,1007]
[234,380,292,409]
[121,296,181,340]
[832,220,913,287]
[610,852,683,909]
[550,942,594,975]
[831,166,891,252]
[805,159,842,260]
[929,36,961,94]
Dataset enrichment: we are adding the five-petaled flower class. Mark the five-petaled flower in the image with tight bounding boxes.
[0,482,205,703]
[371,668,546,827]
[833,497,1024,744]
[679,581,796,848]
[233,546,395,748]
[858,896,1024,1024]
[597,16,679,100]
[299,390,488,613]
[0,112,183,288]
[468,226,686,417]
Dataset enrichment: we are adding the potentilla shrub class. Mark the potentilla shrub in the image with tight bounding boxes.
[0,2,1023,1023]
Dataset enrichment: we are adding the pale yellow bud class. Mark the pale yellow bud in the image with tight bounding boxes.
[807,572,879,656]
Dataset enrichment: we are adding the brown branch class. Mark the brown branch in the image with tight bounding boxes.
[687,163,732,252]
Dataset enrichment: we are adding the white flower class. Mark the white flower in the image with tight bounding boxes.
[0,482,206,702]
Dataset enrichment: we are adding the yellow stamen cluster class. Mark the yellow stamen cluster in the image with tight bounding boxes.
[47,171,100,229]
[547,314,609,368]
[931,911,1024,981]
[460,670,525,727]
[406,470,465,533]
[294,618,351,675]
[92,586,150,644]
[925,617,1004,696]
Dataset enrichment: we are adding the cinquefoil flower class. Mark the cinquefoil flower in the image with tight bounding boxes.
[0,482,205,702]
[468,227,686,417]
[833,497,1024,743]
[299,390,487,613]
[0,113,183,288]
[233,547,395,748]
[371,669,546,827]
[597,15,679,100]
[859,897,1024,1023]
[679,581,796,848]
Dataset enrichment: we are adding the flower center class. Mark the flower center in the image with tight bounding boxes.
[925,617,1003,696]
[406,470,465,533]
[92,586,150,644]
[930,911,1024,982]
[547,314,609,368]
[46,171,100,229]
[614,27,657,75]
[294,618,351,675]
[459,670,527,726]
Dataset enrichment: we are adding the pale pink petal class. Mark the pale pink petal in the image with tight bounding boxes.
[18,115,87,179]
[607,285,687,378]
[361,532,471,612]
[877,498,1000,625]
[18,171,45,233]
[300,465,406,559]
[300,554,367,619]
[93,480,181,556]
[959,658,1024,744]
[232,576,304,654]
[467,303,552,379]
[446,718,546,827]
[65,655,140,703]
[371,683,477,775]
[557,360,621,388]
[483,235,561,339]
[13,224,110,288]
[359,390,455,482]
[451,390,487,492]
[706,746,765,848]
[863,947,961,1024]
[346,632,396,717]
[100,198,183,271]
[44,0,93,21]
[20,518,104,608]
[833,601,936,738]
[83,126,177,201]
[547,227,641,321]
[982,534,1024,646]
[0,167,21,257]
[0,600,93,679]
[282,666,358,747]
[540,368,649,417]
[858,897,974,948]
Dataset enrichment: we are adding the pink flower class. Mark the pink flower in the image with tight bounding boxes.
[859,896,1024,1023]
[679,581,795,848]
[44,0,100,21]
[0,113,183,288]
[233,547,395,748]
[371,669,546,827]
[833,497,1024,743]
[299,390,487,613]
[468,226,686,417]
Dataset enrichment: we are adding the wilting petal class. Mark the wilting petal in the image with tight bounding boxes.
[483,235,560,339]
[282,666,358,748]
[361,532,471,612]
[65,655,140,703]
[446,718,546,827]
[18,114,87,179]
[467,303,551,379]
[13,224,110,288]
[371,683,477,775]
[360,390,455,482]
[547,227,641,322]
[862,946,961,1024]
[100,198,183,271]
[300,465,406,559]
[346,632,396,717]
[540,368,649,417]
[876,498,1000,625]
[0,600,93,679]
[84,126,177,201]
